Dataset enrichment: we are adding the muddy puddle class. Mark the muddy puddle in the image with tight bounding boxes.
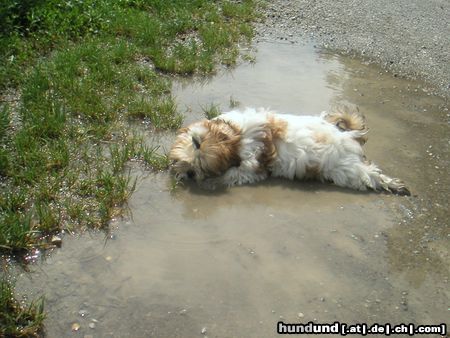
[13,42,449,337]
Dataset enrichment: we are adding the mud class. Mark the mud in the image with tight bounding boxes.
[13,42,449,337]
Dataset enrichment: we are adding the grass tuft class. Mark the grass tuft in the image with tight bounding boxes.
[0,278,45,337]
[229,96,241,108]
[202,103,222,120]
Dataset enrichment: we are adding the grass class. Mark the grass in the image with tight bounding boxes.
[0,278,45,337]
[229,96,241,108]
[202,103,222,120]
[202,96,241,119]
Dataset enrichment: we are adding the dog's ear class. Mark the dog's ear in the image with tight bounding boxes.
[192,135,201,149]
[177,127,189,135]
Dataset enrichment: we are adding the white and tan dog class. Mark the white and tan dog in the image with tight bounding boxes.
[169,107,410,195]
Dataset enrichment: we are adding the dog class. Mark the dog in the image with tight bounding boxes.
[169,107,410,195]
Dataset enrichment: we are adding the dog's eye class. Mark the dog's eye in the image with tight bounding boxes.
[187,170,196,179]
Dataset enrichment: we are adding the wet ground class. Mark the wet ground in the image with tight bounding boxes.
[14,42,449,337]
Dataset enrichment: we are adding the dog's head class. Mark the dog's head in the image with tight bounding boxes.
[169,119,241,182]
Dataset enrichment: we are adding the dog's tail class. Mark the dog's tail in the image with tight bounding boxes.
[322,106,368,145]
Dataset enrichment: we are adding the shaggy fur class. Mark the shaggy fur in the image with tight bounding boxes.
[169,108,410,195]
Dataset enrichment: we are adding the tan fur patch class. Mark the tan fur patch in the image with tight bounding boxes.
[267,115,288,140]
[258,115,288,169]
[176,127,189,135]
[313,132,331,144]
[325,106,368,145]
[198,120,242,175]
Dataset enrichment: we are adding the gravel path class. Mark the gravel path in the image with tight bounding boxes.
[256,0,450,98]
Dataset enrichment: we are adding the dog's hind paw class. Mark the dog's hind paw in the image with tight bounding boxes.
[378,174,410,196]
[389,186,411,196]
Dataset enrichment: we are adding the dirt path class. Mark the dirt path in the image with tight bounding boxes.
[256,0,450,98]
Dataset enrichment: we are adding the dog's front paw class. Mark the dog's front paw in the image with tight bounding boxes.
[198,178,224,191]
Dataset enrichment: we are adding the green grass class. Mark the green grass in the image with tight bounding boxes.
[202,103,222,120]
[0,278,45,337]
[0,0,257,89]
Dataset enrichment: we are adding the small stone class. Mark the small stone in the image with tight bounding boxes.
[72,323,81,331]
[89,322,96,329]
[105,256,113,261]
[179,309,187,315]
[298,312,304,318]
[201,327,207,335]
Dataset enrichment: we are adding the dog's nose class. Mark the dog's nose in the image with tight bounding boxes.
[187,170,196,179]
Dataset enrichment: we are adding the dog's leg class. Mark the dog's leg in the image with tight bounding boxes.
[377,173,411,196]
[325,161,410,195]
[222,165,268,187]
[199,161,268,190]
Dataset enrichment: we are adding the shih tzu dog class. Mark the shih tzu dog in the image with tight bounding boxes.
[169,107,410,195]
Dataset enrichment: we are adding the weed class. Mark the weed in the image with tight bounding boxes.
[202,103,222,120]
[229,96,241,109]
[0,278,45,337]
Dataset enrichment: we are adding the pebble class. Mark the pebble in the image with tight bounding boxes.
[89,322,96,329]
[298,312,305,318]
[72,323,81,331]
[201,327,207,335]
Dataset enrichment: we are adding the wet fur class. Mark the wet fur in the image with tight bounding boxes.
[169,108,410,195]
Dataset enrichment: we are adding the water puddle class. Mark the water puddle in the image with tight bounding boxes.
[14,42,449,337]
